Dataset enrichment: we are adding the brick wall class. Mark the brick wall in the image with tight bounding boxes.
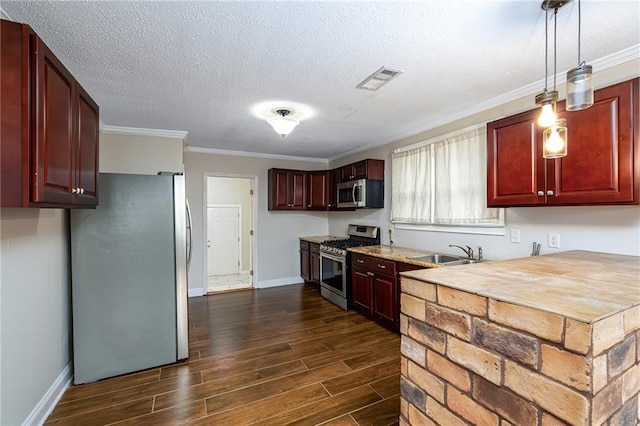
[399,277,640,426]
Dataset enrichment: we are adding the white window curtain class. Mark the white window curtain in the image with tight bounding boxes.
[391,126,504,226]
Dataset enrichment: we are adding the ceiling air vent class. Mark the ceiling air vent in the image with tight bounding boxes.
[356,66,403,91]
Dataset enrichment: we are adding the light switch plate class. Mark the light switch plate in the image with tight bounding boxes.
[510,229,521,244]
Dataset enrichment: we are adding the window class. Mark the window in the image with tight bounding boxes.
[391,125,504,227]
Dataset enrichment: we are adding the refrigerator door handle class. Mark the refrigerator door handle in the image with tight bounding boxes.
[186,198,193,272]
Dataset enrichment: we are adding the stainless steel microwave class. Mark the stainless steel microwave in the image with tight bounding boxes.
[337,179,384,209]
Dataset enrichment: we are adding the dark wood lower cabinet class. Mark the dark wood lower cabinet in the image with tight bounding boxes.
[352,266,373,314]
[300,241,310,281]
[372,273,396,329]
[299,240,320,284]
[351,253,424,333]
[310,244,321,283]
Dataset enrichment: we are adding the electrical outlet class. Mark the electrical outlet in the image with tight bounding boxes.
[510,229,521,244]
[548,233,560,248]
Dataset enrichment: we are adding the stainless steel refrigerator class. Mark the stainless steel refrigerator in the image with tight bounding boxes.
[70,173,191,384]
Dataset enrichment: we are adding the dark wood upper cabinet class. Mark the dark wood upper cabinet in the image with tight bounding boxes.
[1,19,99,208]
[268,169,307,210]
[306,171,328,210]
[339,159,384,182]
[268,159,384,211]
[487,78,638,207]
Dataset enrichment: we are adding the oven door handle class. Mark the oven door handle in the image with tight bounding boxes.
[320,252,344,263]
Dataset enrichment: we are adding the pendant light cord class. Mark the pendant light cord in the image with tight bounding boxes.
[553,6,558,94]
[577,0,582,66]
[544,1,549,92]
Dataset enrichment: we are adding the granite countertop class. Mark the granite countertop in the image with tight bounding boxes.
[299,235,343,244]
[348,245,445,268]
[401,250,640,323]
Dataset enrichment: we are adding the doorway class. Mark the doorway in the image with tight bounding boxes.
[204,175,255,293]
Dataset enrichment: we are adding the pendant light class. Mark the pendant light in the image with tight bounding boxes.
[540,1,569,159]
[268,109,299,137]
[543,118,568,158]
[535,1,558,128]
[566,0,594,111]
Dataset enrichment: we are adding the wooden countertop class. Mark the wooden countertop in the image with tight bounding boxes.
[299,235,343,244]
[401,250,640,323]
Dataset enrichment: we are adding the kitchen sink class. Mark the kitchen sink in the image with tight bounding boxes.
[409,254,463,264]
[409,253,481,266]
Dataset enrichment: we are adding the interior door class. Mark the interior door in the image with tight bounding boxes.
[207,206,240,277]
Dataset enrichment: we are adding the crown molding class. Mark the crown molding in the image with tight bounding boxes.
[101,124,188,140]
[329,46,640,162]
[184,146,328,164]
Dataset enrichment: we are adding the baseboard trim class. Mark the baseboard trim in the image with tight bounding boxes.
[256,276,302,289]
[23,362,73,426]
[188,287,205,297]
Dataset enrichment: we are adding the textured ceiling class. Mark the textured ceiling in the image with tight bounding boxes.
[2,1,639,160]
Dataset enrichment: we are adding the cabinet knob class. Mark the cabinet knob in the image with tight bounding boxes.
[71,188,78,194]
[307,204,311,207]
[547,190,554,196]
[357,259,364,263]
[80,188,85,194]
[378,264,386,269]
[537,191,544,196]
[367,272,374,276]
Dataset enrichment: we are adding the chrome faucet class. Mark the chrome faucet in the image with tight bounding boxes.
[477,246,483,261]
[449,244,474,259]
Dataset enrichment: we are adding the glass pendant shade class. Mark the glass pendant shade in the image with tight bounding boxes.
[543,118,568,159]
[267,109,299,137]
[566,64,594,111]
[535,90,559,127]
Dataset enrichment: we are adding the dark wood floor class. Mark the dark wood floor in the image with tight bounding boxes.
[46,283,401,425]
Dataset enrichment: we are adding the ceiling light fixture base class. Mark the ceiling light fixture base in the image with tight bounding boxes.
[535,90,558,106]
[541,0,572,11]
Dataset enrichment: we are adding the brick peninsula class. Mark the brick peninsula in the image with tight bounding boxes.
[398,250,639,426]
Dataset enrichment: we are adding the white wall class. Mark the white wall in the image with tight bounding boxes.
[0,208,72,425]
[328,61,640,259]
[184,152,329,293]
[207,177,252,270]
[100,133,184,174]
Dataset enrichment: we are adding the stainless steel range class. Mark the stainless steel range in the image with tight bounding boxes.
[319,224,380,310]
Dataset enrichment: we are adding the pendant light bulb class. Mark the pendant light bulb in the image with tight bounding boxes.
[538,102,557,127]
[543,118,568,159]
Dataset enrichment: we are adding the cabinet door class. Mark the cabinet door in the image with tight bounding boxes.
[32,36,75,205]
[307,171,328,210]
[310,251,320,283]
[487,110,546,207]
[373,273,397,328]
[351,266,373,316]
[0,20,29,207]
[548,79,638,205]
[328,169,339,209]
[290,171,307,209]
[268,169,290,209]
[340,164,354,182]
[75,85,99,206]
[300,247,310,281]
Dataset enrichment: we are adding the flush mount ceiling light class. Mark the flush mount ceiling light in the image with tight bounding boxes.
[566,0,594,111]
[356,66,403,91]
[267,108,299,137]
